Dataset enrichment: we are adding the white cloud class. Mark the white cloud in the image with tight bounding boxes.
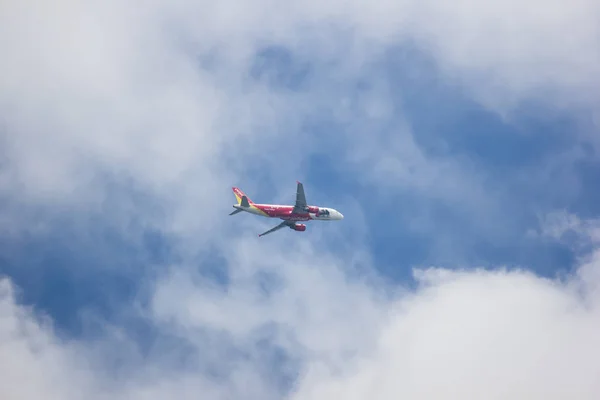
[1,0,598,204]
[0,280,97,400]
[2,231,600,399]
[2,0,600,399]
[293,267,600,399]
[0,0,596,251]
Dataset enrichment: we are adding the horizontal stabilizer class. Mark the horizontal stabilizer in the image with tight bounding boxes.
[229,208,243,216]
[240,195,250,208]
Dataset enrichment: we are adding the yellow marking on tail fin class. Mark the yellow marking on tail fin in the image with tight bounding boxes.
[232,187,243,204]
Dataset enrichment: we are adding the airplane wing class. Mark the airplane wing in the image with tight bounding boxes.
[258,221,293,237]
[292,181,308,214]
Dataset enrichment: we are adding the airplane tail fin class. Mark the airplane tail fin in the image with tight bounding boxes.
[232,187,253,205]
[230,187,252,216]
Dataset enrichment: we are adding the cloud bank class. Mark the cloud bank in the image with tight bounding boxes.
[1,0,600,399]
[2,233,600,399]
[2,0,599,202]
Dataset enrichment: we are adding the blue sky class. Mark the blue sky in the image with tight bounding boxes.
[1,1,600,399]
[4,42,581,329]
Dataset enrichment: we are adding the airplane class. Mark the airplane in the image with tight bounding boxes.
[229,181,344,237]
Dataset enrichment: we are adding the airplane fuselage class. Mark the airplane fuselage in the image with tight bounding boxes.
[238,203,343,221]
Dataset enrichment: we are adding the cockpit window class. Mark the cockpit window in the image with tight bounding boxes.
[317,209,330,216]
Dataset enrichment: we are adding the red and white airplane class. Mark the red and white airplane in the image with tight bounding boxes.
[229,181,344,237]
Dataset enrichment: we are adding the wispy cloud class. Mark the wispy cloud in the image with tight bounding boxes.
[2,228,600,399]
[1,0,600,398]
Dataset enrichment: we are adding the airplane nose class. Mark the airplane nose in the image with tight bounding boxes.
[338,211,344,219]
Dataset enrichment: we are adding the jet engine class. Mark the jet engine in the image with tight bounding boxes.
[291,223,306,232]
